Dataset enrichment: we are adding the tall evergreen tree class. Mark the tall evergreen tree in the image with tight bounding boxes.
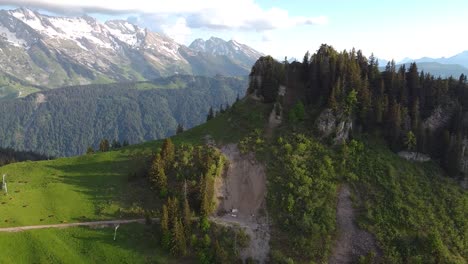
[171,217,186,256]
[99,139,110,152]
[161,138,175,167]
[149,154,167,195]
[176,124,184,135]
[183,198,192,237]
[206,107,214,121]
[86,146,94,155]
[161,204,171,249]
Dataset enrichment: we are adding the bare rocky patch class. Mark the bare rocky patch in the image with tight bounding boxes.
[213,144,270,263]
[329,184,380,264]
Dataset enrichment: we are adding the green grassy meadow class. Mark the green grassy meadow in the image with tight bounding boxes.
[0,97,269,262]
[0,148,158,227]
[0,223,174,264]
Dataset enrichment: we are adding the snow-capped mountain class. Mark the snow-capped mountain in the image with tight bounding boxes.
[190,37,263,67]
[0,8,263,98]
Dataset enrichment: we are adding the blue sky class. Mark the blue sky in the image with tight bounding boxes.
[1,0,467,62]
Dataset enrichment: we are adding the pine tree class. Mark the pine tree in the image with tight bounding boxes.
[161,138,175,168]
[167,197,179,227]
[327,85,338,111]
[206,107,214,121]
[358,78,372,124]
[344,89,358,115]
[176,124,184,135]
[99,139,110,152]
[111,139,121,149]
[405,131,416,152]
[411,99,420,132]
[161,205,169,231]
[183,198,191,237]
[387,100,402,149]
[171,217,186,256]
[86,146,94,155]
[161,205,171,249]
[149,154,167,194]
[200,172,216,216]
[374,98,383,125]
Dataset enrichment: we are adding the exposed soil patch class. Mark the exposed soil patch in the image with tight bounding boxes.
[265,104,281,139]
[214,144,270,263]
[329,184,380,264]
[35,93,46,105]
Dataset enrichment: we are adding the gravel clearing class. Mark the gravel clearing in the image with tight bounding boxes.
[329,184,380,263]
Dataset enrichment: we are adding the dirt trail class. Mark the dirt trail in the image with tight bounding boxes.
[0,218,150,232]
[214,144,270,263]
[265,104,281,139]
[329,185,379,263]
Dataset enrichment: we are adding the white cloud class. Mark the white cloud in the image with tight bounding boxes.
[161,17,191,44]
[0,0,327,31]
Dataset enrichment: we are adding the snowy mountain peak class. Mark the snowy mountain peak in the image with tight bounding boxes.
[189,37,263,63]
[10,7,38,20]
[0,9,263,95]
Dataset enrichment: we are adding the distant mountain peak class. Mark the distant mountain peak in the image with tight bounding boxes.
[189,36,263,64]
[0,8,263,98]
[398,51,468,68]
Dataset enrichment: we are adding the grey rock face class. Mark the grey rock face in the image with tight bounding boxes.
[315,108,352,145]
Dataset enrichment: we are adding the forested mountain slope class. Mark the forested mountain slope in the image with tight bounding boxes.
[0,75,247,157]
[0,49,466,262]
[246,45,467,262]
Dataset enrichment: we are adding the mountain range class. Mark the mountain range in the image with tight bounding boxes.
[0,8,262,99]
[379,61,468,78]
[387,51,468,78]
[399,51,468,68]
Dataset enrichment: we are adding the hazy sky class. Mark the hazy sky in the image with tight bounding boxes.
[1,0,467,61]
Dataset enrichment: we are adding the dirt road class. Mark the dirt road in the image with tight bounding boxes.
[329,185,379,263]
[0,218,151,232]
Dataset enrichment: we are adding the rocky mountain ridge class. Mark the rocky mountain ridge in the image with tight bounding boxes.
[0,8,262,98]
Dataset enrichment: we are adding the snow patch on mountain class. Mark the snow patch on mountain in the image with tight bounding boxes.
[189,37,263,64]
[0,24,26,47]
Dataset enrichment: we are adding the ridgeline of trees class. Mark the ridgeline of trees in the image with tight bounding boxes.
[250,45,468,177]
[0,75,247,157]
[0,147,50,167]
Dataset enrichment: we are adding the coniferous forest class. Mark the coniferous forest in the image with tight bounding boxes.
[250,44,468,178]
[247,45,467,263]
[0,75,247,157]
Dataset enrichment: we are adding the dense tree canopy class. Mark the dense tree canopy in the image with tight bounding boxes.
[0,75,247,157]
[248,44,468,177]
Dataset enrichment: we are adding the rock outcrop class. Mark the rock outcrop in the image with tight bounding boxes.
[398,151,431,162]
[315,108,352,145]
[460,139,468,189]
[422,102,457,131]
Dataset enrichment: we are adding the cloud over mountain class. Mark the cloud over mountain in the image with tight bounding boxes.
[0,0,327,31]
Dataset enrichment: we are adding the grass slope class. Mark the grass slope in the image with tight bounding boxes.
[0,149,155,227]
[0,223,173,264]
[0,97,270,261]
[347,139,468,263]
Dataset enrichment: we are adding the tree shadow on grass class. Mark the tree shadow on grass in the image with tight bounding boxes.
[45,157,161,222]
[60,223,174,263]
